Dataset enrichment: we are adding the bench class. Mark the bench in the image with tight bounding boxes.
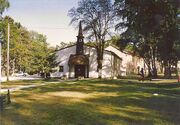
[0,89,11,111]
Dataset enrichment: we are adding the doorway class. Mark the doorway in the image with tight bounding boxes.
[75,65,85,78]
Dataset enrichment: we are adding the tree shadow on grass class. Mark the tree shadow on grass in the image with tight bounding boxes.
[22,79,180,97]
[1,79,180,125]
[84,92,180,125]
[0,97,155,125]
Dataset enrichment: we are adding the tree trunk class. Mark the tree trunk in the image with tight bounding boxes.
[175,64,178,77]
[97,59,103,79]
[160,61,164,73]
[147,66,153,78]
[152,62,157,77]
[152,67,157,77]
[164,66,171,78]
[144,58,152,77]
[96,41,104,79]
[44,72,47,78]
[164,61,171,78]
[12,59,15,75]
[152,47,157,77]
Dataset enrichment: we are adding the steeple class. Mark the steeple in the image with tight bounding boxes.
[78,21,83,37]
[76,21,84,55]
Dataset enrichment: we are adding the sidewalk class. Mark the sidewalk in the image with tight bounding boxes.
[0,76,42,82]
[0,78,82,93]
[0,81,61,93]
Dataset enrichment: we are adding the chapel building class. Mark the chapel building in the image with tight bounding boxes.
[52,22,145,78]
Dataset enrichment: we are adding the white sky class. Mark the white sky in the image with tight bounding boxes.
[3,0,80,47]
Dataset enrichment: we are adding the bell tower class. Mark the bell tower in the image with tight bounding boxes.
[68,21,89,78]
[76,21,84,55]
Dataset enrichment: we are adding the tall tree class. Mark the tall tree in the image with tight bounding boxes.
[0,0,9,44]
[1,16,57,77]
[68,0,115,78]
[115,0,179,78]
[2,16,31,74]
[29,31,58,77]
[0,0,9,14]
[0,0,9,77]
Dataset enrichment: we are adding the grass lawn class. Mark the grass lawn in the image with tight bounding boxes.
[1,79,59,89]
[0,79,180,125]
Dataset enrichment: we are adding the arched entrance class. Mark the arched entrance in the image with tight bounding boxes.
[68,54,89,78]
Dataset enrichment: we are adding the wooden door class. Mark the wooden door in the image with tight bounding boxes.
[75,65,85,78]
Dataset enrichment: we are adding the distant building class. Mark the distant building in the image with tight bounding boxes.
[51,22,145,78]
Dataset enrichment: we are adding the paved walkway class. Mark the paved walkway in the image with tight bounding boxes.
[0,78,77,93]
[1,76,42,82]
[0,81,61,93]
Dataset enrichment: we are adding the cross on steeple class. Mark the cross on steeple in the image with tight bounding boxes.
[76,21,84,55]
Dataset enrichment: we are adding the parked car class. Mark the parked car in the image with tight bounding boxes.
[12,72,29,77]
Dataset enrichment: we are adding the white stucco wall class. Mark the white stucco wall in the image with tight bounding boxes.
[84,46,98,78]
[52,45,114,78]
[84,46,113,78]
[102,51,114,78]
[51,45,76,77]
[135,57,144,68]
[52,45,145,78]
[105,46,145,75]
[105,46,132,67]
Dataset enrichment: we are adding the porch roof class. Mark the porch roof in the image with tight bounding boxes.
[68,54,89,65]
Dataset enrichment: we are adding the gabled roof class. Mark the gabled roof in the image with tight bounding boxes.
[55,44,76,52]
[55,44,133,60]
[56,44,102,52]
[105,46,128,60]
[106,45,142,57]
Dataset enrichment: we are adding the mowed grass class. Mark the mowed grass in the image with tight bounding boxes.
[0,79,180,125]
[1,79,59,89]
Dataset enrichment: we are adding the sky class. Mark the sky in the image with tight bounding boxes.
[3,0,80,47]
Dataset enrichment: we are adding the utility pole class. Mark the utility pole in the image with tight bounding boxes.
[7,23,10,82]
[0,38,1,75]
[0,32,2,89]
[0,15,2,90]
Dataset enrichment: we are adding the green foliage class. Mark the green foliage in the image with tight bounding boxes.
[0,0,9,44]
[0,0,9,14]
[27,31,58,74]
[1,79,180,124]
[105,36,120,47]
[56,41,75,50]
[85,41,96,47]
[115,0,180,77]
[68,0,115,78]
[1,16,57,75]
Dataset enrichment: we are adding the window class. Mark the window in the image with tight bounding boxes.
[59,66,64,72]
